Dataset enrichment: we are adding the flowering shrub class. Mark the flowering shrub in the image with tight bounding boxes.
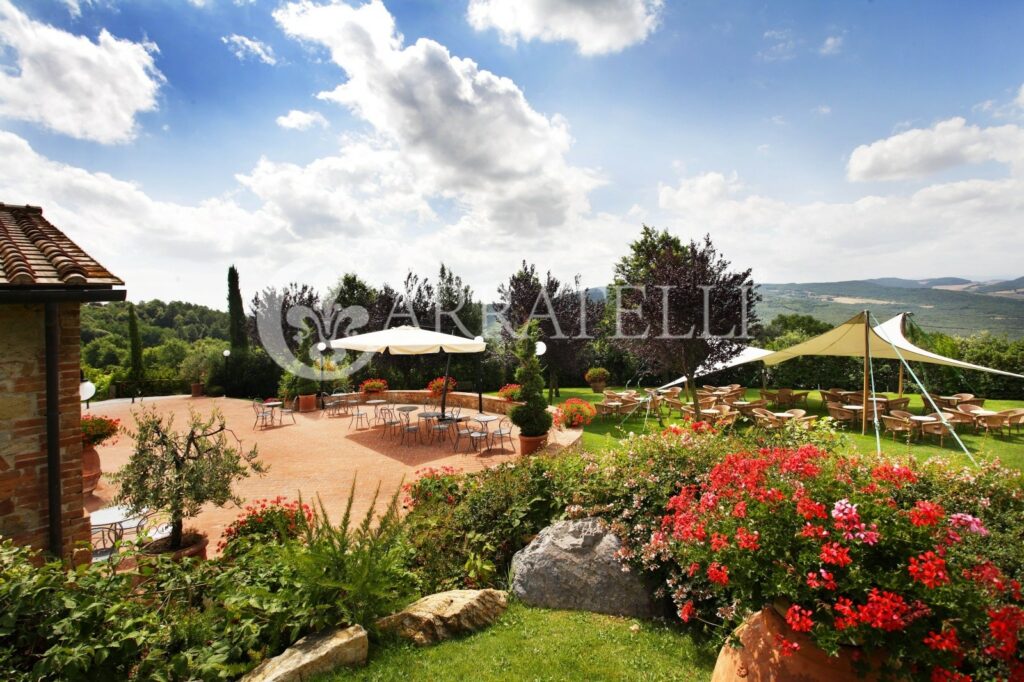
[650,446,1024,680]
[497,383,522,401]
[403,467,464,509]
[81,414,120,446]
[584,367,610,385]
[426,376,457,395]
[554,398,597,428]
[359,378,388,393]
[218,496,313,557]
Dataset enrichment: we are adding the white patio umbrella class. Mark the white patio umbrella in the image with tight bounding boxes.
[330,325,486,415]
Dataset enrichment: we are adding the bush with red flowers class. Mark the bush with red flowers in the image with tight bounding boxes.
[426,376,457,396]
[402,466,464,509]
[497,383,522,401]
[81,414,120,447]
[359,378,388,393]
[649,446,1024,679]
[554,398,597,429]
[218,496,313,558]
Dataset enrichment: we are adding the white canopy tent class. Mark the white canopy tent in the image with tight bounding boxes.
[330,325,486,416]
[659,346,774,389]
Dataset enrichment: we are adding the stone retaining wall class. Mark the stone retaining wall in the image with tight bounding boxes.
[352,390,521,415]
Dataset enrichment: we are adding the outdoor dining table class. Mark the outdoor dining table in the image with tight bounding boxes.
[396,406,418,413]
[90,505,145,532]
[365,398,386,419]
[264,401,283,423]
[773,412,795,419]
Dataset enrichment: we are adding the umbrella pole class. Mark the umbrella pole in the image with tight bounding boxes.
[440,352,451,418]
[898,363,904,398]
[862,310,869,435]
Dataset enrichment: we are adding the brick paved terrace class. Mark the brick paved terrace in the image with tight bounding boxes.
[84,395,579,553]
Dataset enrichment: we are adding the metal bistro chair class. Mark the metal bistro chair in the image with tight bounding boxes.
[490,416,515,453]
[349,403,370,430]
[468,418,491,452]
[90,524,123,563]
[277,397,297,425]
[452,418,477,452]
[399,410,422,445]
[378,406,402,439]
[252,399,274,430]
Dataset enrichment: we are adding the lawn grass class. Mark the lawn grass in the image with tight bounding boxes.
[323,601,716,682]
[523,387,1024,471]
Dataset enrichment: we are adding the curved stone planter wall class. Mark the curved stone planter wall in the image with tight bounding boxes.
[350,390,522,415]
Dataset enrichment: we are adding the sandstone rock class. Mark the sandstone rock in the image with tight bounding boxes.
[511,517,663,619]
[376,589,507,646]
[242,625,367,682]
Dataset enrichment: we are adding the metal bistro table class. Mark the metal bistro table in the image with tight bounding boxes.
[264,400,283,424]
[365,398,387,421]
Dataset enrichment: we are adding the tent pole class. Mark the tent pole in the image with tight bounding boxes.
[862,310,869,435]
[439,351,451,417]
[898,363,904,398]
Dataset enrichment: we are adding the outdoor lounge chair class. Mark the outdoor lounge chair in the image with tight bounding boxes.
[920,415,953,447]
[881,415,914,441]
[826,402,856,428]
[998,408,1024,434]
[976,413,1009,437]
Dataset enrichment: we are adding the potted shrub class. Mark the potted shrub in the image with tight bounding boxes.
[584,367,610,393]
[179,344,221,398]
[279,370,319,413]
[497,383,522,401]
[112,407,264,560]
[654,447,1024,681]
[80,414,119,495]
[508,322,553,455]
[427,376,457,396]
[359,378,388,394]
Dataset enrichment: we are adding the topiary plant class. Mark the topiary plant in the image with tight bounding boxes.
[508,321,553,438]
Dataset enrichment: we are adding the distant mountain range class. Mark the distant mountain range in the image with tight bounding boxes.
[759,276,1024,339]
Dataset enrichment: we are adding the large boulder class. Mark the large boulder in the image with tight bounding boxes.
[511,518,662,619]
[376,589,507,646]
[242,625,367,682]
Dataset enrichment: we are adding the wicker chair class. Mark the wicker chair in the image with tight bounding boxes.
[881,415,914,441]
[826,402,856,428]
[889,409,914,420]
[784,408,806,419]
[920,414,953,446]
[976,413,1009,437]
[998,409,1024,434]
[752,408,784,431]
[942,410,976,433]
[886,397,911,413]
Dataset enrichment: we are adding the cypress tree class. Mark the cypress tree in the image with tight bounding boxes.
[128,303,144,384]
[227,265,249,352]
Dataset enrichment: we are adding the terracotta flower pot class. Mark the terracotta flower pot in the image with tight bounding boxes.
[712,607,879,682]
[190,382,204,397]
[519,433,547,455]
[143,533,209,562]
[590,382,606,393]
[81,442,101,495]
[297,394,318,412]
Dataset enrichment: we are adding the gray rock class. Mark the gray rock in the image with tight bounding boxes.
[376,589,508,646]
[511,518,662,619]
[242,625,367,682]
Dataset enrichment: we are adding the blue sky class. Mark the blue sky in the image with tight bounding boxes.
[1,0,1022,308]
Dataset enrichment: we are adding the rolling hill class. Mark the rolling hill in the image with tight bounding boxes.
[758,280,1024,338]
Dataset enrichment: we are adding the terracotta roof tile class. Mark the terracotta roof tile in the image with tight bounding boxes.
[0,203,123,288]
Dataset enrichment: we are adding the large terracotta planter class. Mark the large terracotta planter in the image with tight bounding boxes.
[81,442,101,495]
[144,534,209,562]
[712,607,879,682]
[589,382,606,394]
[297,394,318,412]
[190,382,204,398]
[519,433,548,455]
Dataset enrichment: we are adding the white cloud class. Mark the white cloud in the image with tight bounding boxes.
[275,109,329,130]
[466,0,663,56]
[819,35,843,55]
[274,0,601,236]
[221,34,276,65]
[813,104,831,115]
[769,115,786,126]
[1016,83,1024,110]
[847,117,1024,182]
[0,1,163,144]
[758,29,796,62]
[656,168,1024,283]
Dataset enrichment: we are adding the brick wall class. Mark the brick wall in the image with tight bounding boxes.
[0,303,88,556]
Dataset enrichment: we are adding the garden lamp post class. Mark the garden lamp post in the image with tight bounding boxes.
[222,349,230,394]
[474,335,484,413]
[316,341,327,409]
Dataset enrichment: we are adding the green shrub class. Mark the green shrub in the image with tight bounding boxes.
[584,367,610,385]
[508,322,552,438]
